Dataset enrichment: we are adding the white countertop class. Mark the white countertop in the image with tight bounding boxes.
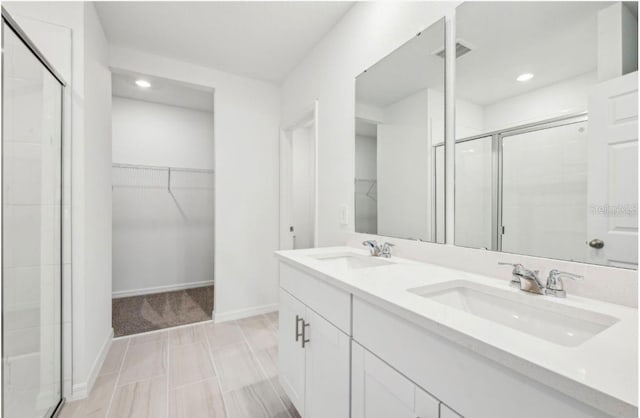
[275,246,638,416]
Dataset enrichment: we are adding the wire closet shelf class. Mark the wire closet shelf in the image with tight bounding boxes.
[112,163,215,192]
[355,178,377,201]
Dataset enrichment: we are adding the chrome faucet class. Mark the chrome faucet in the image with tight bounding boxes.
[544,269,583,298]
[498,262,545,295]
[362,240,394,258]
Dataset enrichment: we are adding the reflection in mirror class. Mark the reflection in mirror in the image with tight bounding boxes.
[355,18,446,243]
[455,2,638,268]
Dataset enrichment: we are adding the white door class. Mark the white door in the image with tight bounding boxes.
[304,308,350,418]
[278,289,306,414]
[352,343,439,418]
[279,102,318,250]
[587,71,638,268]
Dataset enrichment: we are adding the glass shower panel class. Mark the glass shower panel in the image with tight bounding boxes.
[2,20,64,418]
[501,121,588,262]
[455,137,493,249]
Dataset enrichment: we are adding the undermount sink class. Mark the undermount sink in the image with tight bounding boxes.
[311,253,392,269]
[408,280,618,347]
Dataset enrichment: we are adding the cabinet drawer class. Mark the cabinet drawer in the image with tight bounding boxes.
[280,262,350,333]
[352,297,607,418]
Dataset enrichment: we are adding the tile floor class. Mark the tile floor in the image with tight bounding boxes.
[60,312,300,418]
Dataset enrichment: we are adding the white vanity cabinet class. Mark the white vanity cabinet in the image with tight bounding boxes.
[277,256,628,418]
[278,264,351,418]
[278,289,306,412]
[352,342,442,418]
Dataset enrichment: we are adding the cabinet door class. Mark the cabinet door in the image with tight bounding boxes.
[352,343,417,418]
[304,308,350,418]
[278,289,306,414]
[440,404,463,418]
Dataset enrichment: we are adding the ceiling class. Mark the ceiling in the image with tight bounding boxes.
[95,1,353,83]
[112,70,214,112]
[356,2,614,109]
[356,18,446,108]
[456,1,610,105]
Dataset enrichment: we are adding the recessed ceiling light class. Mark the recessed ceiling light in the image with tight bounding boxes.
[135,79,151,88]
[516,73,534,82]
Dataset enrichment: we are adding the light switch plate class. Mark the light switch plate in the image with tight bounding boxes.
[339,204,349,225]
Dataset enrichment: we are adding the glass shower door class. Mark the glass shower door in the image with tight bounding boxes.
[501,121,589,262]
[2,15,64,418]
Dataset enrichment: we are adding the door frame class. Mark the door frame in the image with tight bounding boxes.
[279,101,319,250]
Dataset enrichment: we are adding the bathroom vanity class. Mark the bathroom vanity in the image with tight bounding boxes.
[276,247,638,418]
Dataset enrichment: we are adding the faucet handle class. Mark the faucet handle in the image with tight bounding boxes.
[362,240,378,247]
[380,242,394,258]
[498,262,526,288]
[545,269,583,298]
[547,269,583,282]
[498,262,524,273]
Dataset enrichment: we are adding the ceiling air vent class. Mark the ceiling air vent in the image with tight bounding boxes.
[434,41,472,59]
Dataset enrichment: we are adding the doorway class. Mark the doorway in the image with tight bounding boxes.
[280,102,318,250]
[110,70,215,336]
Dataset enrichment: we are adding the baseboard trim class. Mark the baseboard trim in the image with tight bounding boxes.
[214,303,278,323]
[71,328,113,400]
[112,280,214,299]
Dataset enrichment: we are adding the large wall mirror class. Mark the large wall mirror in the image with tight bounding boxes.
[354,18,446,243]
[455,2,638,268]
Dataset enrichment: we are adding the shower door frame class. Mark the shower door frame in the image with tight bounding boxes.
[443,111,588,252]
[1,7,67,418]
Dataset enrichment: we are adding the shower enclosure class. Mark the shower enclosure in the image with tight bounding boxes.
[2,9,65,418]
[449,113,589,262]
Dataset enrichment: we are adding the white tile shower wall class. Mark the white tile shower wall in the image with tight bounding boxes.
[501,121,589,263]
[109,46,281,320]
[5,1,114,398]
[111,97,215,295]
[454,137,493,250]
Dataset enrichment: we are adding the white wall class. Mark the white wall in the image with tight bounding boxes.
[291,126,315,249]
[3,1,113,399]
[282,1,637,307]
[112,97,214,168]
[377,89,431,241]
[111,97,215,295]
[483,72,597,131]
[282,1,460,246]
[109,46,281,321]
[81,1,113,399]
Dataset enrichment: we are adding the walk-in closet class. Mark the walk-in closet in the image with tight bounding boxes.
[111,71,215,336]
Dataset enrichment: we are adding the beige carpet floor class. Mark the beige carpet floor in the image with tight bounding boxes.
[112,285,214,337]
